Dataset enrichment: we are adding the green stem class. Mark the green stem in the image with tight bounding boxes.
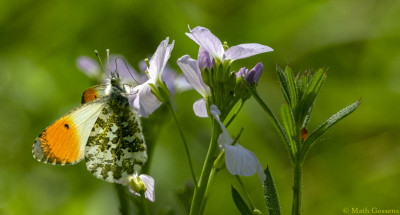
[190,120,221,215]
[235,176,256,211]
[115,184,129,215]
[244,82,295,164]
[140,192,150,215]
[167,102,198,187]
[200,167,217,214]
[291,163,302,215]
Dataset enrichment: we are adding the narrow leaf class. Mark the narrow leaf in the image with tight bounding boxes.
[297,69,327,127]
[231,186,252,215]
[300,99,361,161]
[285,66,298,110]
[276,66,291,104]
[280,103,297,153]
[263,167,281,215]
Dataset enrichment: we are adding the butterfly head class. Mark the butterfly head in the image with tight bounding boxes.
[109,71,121,87]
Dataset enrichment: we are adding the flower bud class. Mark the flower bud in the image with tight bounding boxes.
[213,150,226,170]
[253,209,263,215]
[246,63,263,84]
[198,47,213,71]
[128,174,147,194]
[235,67,247,78]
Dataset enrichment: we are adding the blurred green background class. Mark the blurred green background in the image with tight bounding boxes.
[1,0,400,214]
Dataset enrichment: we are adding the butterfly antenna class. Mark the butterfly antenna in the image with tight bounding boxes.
[115,57,140,85]
[94,50,110,79]
[106,49,112,77]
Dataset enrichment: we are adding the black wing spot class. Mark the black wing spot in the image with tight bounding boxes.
[64,124,69,129]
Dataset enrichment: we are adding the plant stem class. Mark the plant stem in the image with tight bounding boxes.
[166,102,198,187]
[291,163,302,215]
[140,192,150,215]
[115,184,129,215]
[200,167,217,214]
[190,120,220,215]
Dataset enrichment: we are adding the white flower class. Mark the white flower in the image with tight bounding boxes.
[129,38,174,117]
[177,55,210,117]
[186,26,273,63]
[210,105,266,182]
[119,173,155,202]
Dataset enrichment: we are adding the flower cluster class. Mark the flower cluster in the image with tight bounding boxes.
[178,26,273,181]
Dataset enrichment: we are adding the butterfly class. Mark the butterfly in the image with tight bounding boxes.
[32,69,147,184]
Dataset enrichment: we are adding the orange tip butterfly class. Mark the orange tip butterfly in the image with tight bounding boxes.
[32,51,146,184]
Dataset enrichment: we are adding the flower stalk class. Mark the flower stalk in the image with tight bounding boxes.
[292,163,302,215]
[166,101,198,187]
[190,119,221,215]
[114,184,130,215]
[140,191,150,215]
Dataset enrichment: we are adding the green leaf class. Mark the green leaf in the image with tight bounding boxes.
[280,103,297,154]
[231,186,252,215]
[285,66,298,111]
[263,167,281,215]
[276,66,291,104]
[300,99,361,162]
[297,69,327,127]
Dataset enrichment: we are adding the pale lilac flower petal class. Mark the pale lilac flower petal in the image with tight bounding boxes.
[186,26,224,59]
[128,174,155,202]
[209,104,221,116]
[177,55,210,97]
[193,98,208,118]
[140,174,155,202]
[148,38,175,80]
[76,56,100,77]
[130,84,162,118]
[225,143,266,182]
[210,105,266,182]
[210,105,232,148]
[198,46,212,70]
[256,163,266,182]
[225,43,273,60]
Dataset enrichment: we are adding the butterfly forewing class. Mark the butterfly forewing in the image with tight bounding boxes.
[33,100,107,165]
[85,88,147,183]
[81,85,108,104]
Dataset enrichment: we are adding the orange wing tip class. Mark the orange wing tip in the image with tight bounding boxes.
[32,122,83,165]
[32,138,67,165]
[82,88,100,104]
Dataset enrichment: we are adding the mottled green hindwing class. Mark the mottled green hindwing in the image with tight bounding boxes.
[85,86,146,184]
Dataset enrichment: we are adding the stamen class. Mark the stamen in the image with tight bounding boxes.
[223,41,229,51]
[144,58,150,76]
